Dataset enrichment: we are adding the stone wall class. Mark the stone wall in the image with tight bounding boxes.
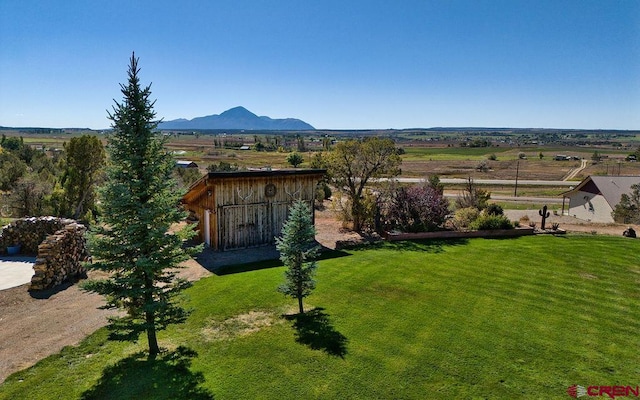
[0,217,90,291]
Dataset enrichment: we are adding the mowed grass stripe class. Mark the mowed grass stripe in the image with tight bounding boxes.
[1,235,639,399]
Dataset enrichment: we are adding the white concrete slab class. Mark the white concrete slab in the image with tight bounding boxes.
[0,256,36,290]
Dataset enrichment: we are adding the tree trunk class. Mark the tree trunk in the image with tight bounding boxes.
[351,198,363,232]
[146,310,160,357]
[144,275,160,356]
[73,186,91,220]
[297,276,305,314]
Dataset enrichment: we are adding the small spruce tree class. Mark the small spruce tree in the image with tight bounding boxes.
[276,200,319,314]
[82,53,200,356]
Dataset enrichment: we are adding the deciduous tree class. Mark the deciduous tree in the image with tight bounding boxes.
[327,138,401,232]
[0,151,27,191]
[9,173,51,217]
[82,54,199,356]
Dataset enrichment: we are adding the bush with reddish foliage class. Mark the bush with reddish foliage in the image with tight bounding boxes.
[381,185,450,233]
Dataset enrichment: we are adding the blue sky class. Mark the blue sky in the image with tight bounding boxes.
[1,0,639,130]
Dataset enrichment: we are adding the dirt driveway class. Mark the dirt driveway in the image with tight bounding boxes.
[0,207,635,383]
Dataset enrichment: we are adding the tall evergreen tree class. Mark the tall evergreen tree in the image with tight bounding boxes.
[276,200,319,314]
[82,53,199,356]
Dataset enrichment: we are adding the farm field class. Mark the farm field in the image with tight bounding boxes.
[4,129,640,182]
[1,129,639,225]
[1,235,639,399]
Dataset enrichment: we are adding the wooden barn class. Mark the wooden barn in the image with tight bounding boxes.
[182,169,326,251]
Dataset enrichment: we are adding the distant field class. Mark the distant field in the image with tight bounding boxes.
[4,130,640,180]
[401,146,511,161]
[1,236,638,399]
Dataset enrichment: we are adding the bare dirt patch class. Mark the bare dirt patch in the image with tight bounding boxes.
[201,310,278,341]
[314,206,363,249]
[0,263,211,384]
[504,209,640,237]
[0,277,117,383]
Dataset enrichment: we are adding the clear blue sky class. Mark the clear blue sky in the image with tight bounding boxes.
[1,0,639,130]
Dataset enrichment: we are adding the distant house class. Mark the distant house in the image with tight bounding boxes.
[176,160,198,168]
[182,169,325,251]
[562,175,640,223]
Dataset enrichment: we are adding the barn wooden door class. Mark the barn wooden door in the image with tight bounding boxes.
[217,200,313,251]
[218,203,271,250]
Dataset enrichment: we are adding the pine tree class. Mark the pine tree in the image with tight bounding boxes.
[276,200,319,314]
[82,53,200,356]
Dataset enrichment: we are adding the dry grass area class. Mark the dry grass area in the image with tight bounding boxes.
[201,311,279,342]
[505,209,640,236]
[402,158,640,180]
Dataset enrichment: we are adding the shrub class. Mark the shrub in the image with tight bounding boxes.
[476,160,489,172]
[470,214,514,230]
[286,152,304,168]
[488,153,497,161]
[380,184,450,233]
[455,177,490,210]
[333,190,378,232]
[452,207,480,230]
[319,182,332,200]
[551,222,560,230]
[315,182,332,208]
[485,204,504,216]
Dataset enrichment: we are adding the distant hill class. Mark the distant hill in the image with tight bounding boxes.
[158,106,315,130]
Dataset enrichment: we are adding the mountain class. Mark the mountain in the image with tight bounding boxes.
[158,106,315,130]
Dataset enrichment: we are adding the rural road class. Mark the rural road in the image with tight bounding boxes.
[396,178,576,186]
[563,159,589,181]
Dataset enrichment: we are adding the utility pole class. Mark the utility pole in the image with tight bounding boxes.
[514,160,520,197]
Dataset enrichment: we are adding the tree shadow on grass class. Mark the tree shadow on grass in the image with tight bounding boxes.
[80,346,214,400]
[347,238,469,254]
[284,307,348,358]
[211,246,350,276]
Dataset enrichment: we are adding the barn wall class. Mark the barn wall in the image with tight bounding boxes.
[184,172,322,251]
[567,191,614,223]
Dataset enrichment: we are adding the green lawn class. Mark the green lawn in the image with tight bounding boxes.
[1,235,639,399]
[401,146,511,161]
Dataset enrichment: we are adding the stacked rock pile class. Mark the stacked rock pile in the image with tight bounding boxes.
[0,217,90,291]
[0,217,74,254]
[30,222,89,291]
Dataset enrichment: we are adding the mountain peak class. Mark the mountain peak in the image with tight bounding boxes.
[219,106,257,118]
[159,107,314,130]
